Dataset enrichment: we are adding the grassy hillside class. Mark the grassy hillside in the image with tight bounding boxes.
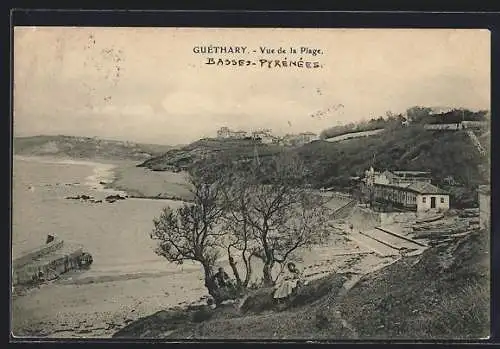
[140,126,487,188]
[113,229,489,340]
[339,229,489,339]
[13,135,175,162]
[136,125,488,208]
[296,125,488,190]
[139,138,283,171]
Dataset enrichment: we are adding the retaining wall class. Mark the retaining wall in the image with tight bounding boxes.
[12,238,64,269]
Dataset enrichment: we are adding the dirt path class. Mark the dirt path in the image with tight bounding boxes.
[329,256,403,338]
[331,274,362,338]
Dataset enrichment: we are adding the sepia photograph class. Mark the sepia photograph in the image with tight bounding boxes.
[11,27,491,340]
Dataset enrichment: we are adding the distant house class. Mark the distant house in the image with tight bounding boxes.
[362,168,431,187]
[217,127,231,139]
[391,171,432,185]
[361,167,448,212]
[233,130,248,139]
[252,129,274,144]
[372,181,450,212]
[217,127,248,139]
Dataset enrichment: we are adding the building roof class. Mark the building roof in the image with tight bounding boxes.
[374,181,448,195]
[406,182,448,195]
[392,170,431,176]
[381,170,396,178]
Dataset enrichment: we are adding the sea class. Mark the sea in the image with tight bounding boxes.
[12,155,195,277]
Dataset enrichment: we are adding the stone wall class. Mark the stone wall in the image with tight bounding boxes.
[12,238,64,269]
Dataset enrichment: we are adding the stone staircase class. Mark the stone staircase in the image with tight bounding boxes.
[332,199,357,220]
[465,129,487,156]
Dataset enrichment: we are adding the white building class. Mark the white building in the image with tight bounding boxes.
[217,127,248,139]
[233,130,248,139]
[371,181,449,212]
[217,127,231,138]
[252,129,274,144]
[362,167,449,212]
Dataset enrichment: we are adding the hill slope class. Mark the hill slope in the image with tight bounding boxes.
[13,135,176,162]
[139,138,283,171]
[113,229,489,340]
[136,125,489,207]
[296,125,488,189]
[140,127,487,187]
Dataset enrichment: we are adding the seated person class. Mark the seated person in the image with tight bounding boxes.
[273,262,305,302]
[213,267,233,289]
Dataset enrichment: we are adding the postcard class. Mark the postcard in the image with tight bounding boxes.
[12,26,491,340]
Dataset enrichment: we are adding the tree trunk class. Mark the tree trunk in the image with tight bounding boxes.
[261,229,274,287]
[243,252,253,287]
[202,263,220,304]
[228,255,242,289]
[262,261,274,286]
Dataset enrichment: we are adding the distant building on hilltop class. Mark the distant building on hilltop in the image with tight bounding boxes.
[251,129,274,144]
[233,130,248,139]
[217,127,248,139]
[217,127,231,138]
[361,167,449,212]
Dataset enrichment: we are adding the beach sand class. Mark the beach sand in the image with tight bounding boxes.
[107,164,194,201]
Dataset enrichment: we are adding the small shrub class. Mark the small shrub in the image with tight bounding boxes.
[191,306,214,323]
[289,273,346,308]
[240,287,275,314]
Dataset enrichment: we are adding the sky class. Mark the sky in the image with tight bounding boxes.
[13,27,490,145]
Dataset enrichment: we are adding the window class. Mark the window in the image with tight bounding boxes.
[422,197,426,203]
[440,197,445,203]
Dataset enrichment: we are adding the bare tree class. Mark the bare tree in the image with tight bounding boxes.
[150,170,226,302]
[228,152,334,286]
[219,174,259,289]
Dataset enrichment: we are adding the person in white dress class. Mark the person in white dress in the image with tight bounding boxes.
[273,262,304,303]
